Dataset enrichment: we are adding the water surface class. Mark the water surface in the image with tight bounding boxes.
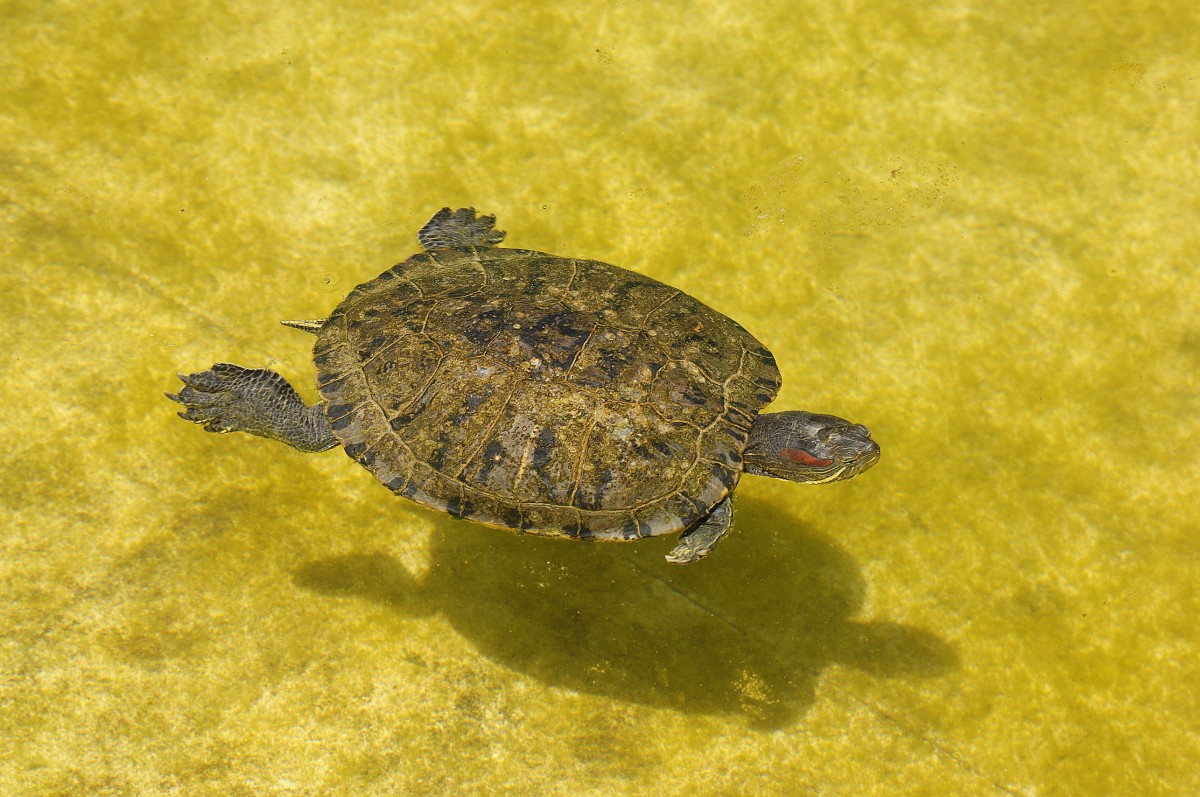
[2,1,1197,795]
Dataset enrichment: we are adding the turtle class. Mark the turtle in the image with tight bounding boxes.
[168,207,880,564]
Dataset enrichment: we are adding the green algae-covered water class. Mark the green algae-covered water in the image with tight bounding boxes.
[3,2,1198,795]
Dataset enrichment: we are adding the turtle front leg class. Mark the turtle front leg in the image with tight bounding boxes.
[665,497,734,565]
[168,363,337,453]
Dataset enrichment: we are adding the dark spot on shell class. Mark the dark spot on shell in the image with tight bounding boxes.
[475,439,505,484]
[593,349,632,380]
[573,467,613,511]
[650,439,674,457]
[345,442,367,459]
[317,375,347,393]
[727,407,754,426]
[531,426,557,470]
[685,331,722,356]
[465,390,491,411]
[524,311,593,370]
[326,403,354,419]
[358,335,388,359]
[463,306,507,346]
[711,446,738,466]
[710,460,736,488]
[426,441,448,472]
[620,518,641,540]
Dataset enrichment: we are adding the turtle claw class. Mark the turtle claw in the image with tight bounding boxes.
[177,367,230,392]
[178,408,235,434]
[169,365,252,433]
[166,391,225,431]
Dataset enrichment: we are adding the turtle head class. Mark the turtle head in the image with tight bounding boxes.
[743,411,880,484]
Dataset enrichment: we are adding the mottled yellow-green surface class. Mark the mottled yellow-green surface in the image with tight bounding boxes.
[2,1,1197,795]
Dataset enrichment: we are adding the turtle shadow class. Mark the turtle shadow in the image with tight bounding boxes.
[294,496,957,729]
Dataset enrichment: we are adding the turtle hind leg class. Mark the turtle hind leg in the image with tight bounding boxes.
[417,207,506,250]
[168,363,337,453]
[665,497,734,565]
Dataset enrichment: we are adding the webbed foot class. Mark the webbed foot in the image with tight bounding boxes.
[168,363,337,453]
[666,497,734,565]
[417,207,506,250]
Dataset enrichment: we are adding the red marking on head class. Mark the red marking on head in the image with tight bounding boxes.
[781,448,833,467]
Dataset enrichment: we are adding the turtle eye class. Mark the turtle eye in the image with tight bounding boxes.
[781,448,833,467]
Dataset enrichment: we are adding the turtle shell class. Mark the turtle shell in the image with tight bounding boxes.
[313,247,781,541]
